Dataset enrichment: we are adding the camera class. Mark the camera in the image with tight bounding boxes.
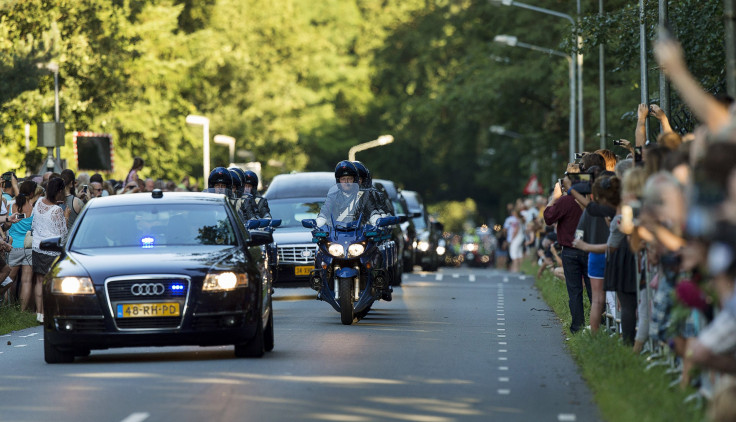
[613,139,626,146]
[16,213,25,219]
[574,152,585,160]
[82,184,88,193]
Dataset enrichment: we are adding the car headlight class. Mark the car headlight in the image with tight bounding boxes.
[51,277,95,295]
[328,243,344,257]
[203,272,248,291]
[436,246,446,255]
[417,241,430,252]
[347,243,365,257]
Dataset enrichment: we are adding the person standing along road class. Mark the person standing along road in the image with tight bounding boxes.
[124,157,145,188]
[31,177,69,323]
[60,169,88,235]
[7,181,42,310]
[544,176,590,334]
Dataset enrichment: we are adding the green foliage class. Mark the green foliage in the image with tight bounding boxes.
[527,259,707,422]
[427,198,480,233]
[0,0,728,221]
[0,303,38,336]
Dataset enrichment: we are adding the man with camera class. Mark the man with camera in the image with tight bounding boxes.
[1,172,19,204]
[543,164,591,334]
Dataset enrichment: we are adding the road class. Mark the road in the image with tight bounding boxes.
[0,267,601,422]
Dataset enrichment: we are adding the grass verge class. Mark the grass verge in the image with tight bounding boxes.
[522,260,707,422]
[0,303,39,335]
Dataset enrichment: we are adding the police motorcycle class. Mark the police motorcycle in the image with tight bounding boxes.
[301,181,399,325]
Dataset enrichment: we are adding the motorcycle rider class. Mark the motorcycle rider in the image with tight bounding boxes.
[240,170,271,220]
[206,167,233,197]
[317,161,393,300]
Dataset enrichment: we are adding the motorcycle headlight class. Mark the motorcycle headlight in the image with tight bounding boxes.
[203,272,248,291]
[328,243,345,257]
[417,241,430,252]
[347,243,365,257]
[51,277,95,295]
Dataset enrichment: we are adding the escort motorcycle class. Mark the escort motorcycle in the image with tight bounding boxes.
[301,182,398,325]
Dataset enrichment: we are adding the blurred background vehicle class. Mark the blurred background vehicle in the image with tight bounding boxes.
[373,179,414,282]
[264,172,335,287]
[402,190,442,272]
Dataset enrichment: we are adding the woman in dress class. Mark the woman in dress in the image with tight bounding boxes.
[31,177,69,323]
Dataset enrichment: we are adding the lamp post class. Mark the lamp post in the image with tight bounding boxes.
[214,135,236,165]
[492,0,584,152]
[186,114,210,183]
[494,35,576,162]
[348,135,394,162]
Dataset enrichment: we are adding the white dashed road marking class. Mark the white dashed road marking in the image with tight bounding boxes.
[435,274,442,281]
[499,366,508,371]
[452,274,459,279]
[469,274,476,282]
[121,413,150,422]
[499,377,509,382]
[497,389,510,395]
[558,414,577,421]
[13,345,27,348]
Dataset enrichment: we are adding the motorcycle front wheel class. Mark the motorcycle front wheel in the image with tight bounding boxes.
[338,277,354,325]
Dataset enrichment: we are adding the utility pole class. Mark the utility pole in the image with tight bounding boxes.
[725,0,736,96]
[599,0,607,149]
[639,0,650,142]
[659,0,671,129]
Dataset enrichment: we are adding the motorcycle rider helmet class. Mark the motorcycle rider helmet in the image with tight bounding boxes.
[228,168,244,197]
[208,167,232,196]
[334,160,358,183]
[352,161,372,188]
[242,170,259,194]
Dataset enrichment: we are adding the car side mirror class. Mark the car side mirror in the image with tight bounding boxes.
[302,219,317,229]
[40,236,64,253]
[247,230,273,247]
[398,215,408,223]
[411,212,422,219]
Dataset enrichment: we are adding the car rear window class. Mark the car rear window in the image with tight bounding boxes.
[70,204,237,249]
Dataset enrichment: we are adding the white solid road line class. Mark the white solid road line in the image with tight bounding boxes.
[121,413,150,422]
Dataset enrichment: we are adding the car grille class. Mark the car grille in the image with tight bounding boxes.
[105,275,190,331]
[115,317,181,329]
[107,278,190,302]
[277,244,316,264]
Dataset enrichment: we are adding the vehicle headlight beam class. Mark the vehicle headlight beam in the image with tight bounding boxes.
[51,277,95,295]
[203,272,248,291]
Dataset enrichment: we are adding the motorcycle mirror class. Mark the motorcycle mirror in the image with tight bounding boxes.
[398,215,408,223]
[376,216,398,227]
[302,219,317,229]
[270,219,282,228]
[246,220,260,229]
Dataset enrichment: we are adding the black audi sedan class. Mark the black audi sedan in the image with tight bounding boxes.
[41,190,274,363]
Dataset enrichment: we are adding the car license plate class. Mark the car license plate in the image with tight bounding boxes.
[117,303,180,318]
[294,266,312,276]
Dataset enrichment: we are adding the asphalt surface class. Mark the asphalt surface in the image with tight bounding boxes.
[0,266,601,422]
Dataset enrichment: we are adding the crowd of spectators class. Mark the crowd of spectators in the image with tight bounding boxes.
[0,156,202,322]
[495,35,736,420]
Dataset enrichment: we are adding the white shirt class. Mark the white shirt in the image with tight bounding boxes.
[31,200,68,256]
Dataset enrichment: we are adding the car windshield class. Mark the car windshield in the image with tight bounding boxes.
[413,214,427,230]
[269,199,323,228]
[70,204,238,249]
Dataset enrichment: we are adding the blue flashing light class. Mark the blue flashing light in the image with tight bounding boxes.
[170,283,186,295]
[141,236,155,249]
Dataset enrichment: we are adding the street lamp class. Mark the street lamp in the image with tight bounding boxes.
[214,135,236,165]
[491,0,584,153]
[348,135,394,162]
[186,114,210,183]
[494,35,575,162]
[36,61,63,171]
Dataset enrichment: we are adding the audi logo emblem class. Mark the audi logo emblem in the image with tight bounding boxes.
[130,283,166,296]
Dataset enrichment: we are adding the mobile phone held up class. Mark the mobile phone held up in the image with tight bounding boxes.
[15,213,25,219]
[613,139,626,146]
[82,185,88,193]
[634,146,643,162]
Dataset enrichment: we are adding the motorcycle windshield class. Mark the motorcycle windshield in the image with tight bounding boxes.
[318,182,372,229]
